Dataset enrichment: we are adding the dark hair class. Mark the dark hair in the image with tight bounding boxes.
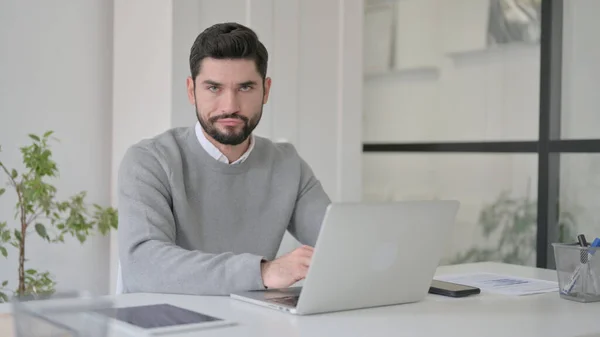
[189,22,268,82]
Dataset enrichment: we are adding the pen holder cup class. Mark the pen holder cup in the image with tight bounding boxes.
[11,291,115,337]
[552,243,600,303]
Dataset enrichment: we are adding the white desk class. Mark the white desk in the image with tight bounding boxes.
[2,262,600,337]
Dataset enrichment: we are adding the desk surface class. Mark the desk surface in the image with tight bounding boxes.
[2,262,600,337]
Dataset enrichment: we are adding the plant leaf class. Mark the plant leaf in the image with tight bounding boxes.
[29,134,41,142]
[76,233,86,244]
[11,169,18,179]
[26,269,37,275]
[35,223,49,240]
[0,247,6,258]
[13,229,22,243]
[1,280,7,287]
[0,188,5,196]
[0,292,8,303]
[43,131,54,138]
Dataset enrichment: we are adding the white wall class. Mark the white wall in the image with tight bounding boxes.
[0,0,113,295]
[171,0,202,129]
[111,0,174,295]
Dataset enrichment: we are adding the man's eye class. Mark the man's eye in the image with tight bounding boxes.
[208,86,219,93]
[240,85,252,92]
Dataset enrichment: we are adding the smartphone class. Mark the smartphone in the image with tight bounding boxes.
[429,280,480,297]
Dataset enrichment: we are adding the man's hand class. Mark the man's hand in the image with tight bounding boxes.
[260,245,314,289]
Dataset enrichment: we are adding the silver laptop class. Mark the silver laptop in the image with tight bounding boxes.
[230,200,459,315]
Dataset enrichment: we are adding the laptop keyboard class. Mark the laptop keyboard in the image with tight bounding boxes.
[267,295,299,307]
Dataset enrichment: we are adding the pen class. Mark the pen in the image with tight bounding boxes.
[562,237,600,295]
[578,234,589,247]
[562,235,590,295]
[590,238,600,250]
[578,235,589,264]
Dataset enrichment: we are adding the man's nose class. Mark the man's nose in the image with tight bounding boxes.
[220,89,240,114]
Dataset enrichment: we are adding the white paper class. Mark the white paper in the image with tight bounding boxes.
[435,272,559,296]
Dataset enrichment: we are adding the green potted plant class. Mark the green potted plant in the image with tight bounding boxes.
[0,131,118,302]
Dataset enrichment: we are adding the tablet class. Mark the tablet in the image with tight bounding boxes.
[93,303,235,336]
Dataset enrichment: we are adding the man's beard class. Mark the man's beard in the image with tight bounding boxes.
[196,106,262,146]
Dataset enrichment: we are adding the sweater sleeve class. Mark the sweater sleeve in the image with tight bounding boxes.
[117,144,266,295]
[287,156,332,247]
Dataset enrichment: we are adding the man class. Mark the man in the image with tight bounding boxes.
[117,22,331,296]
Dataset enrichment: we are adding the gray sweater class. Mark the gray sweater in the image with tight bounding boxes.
[117,126,331,295]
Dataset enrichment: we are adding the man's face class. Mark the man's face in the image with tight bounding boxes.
[187,58,271,146]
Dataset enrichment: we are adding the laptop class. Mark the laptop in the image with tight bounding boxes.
[230,200,460,315]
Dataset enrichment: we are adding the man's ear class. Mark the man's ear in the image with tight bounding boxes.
[263,77,272,104]
[186,76,196,104]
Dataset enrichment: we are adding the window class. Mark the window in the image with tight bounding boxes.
[362,0,600,268]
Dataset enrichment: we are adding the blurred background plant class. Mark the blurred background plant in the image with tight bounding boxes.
[448,189,576,266]
[0,131,117,302]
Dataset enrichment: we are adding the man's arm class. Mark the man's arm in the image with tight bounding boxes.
[117,145,266,295]
[287,156,332,247]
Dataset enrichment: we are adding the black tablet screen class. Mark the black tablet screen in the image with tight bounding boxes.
[94,304,222,330]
